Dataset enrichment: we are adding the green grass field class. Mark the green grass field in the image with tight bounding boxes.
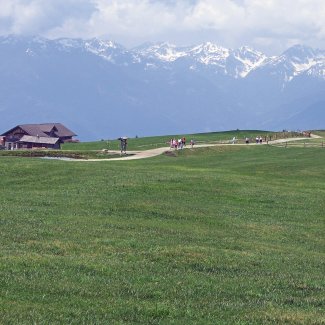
[0,140,324,324]
[0,149,124,160]
[312,130,325,137]
[62,130,284,151]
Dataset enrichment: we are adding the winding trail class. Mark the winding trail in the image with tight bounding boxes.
[67,134,322,162]
[73,144,217,162]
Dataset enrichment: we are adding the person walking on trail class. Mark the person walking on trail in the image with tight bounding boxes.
[178,138,183,149]
[172,138,177,150]
[118,137,128,155]
[169,138,173,149]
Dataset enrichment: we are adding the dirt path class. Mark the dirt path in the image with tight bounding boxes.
[62,134,323,162]
[310,133,323,139]
[267,137,309,144]
[74,144,217,162]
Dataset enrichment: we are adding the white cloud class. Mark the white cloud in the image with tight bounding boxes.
[0,0,97,35]
[1,0,325,53]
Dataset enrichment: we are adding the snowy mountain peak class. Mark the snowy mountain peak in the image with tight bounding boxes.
[282,44,319,61]
[235,46,265,60]
[230,47,266,77]
[85,38,120,51]
[191,42,229,54]
[259,45,325,82]
[190,42,229,63]
[83,38,125,62]
[134,42,268,78]
[135,42,187,62]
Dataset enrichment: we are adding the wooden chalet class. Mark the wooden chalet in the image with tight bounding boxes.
[1,123,77,150]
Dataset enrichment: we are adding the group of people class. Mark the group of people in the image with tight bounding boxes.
[119,135,196,155]
[245,136,263,144]
[255,136,263,144]
[169,137,195,149]
[170,137,186,149]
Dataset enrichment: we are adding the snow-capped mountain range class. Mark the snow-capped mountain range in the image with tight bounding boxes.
[134,42,267,78]
[0,35,324,139]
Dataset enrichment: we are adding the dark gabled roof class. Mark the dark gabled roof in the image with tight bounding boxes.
[19,125,48,137]
[39,123,76,137]
[1,123,77,138]
[1,125,45,137]
[38,124,58,133]
[19,135,59,144]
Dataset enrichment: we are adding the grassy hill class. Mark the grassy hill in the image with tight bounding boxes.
[62,130,274,151]
[0,143,324,324]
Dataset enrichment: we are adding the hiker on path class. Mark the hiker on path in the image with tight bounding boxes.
[118,137,128,154]
[172,138,177,150]
[178,138,183,149]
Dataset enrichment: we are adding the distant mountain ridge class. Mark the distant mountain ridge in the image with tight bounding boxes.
[0,35,324,140]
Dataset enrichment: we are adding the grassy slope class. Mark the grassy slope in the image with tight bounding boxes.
[312,130,325,137]
[0,146,324,324]
[62,130,271,151]
[0,150,123,159]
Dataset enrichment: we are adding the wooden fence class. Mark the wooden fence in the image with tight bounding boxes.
[270,141,324,148]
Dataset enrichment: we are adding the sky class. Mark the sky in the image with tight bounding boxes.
[0,0,325,54]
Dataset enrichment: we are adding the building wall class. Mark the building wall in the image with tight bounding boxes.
[5,142,18,150]
[19,143,60,150]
